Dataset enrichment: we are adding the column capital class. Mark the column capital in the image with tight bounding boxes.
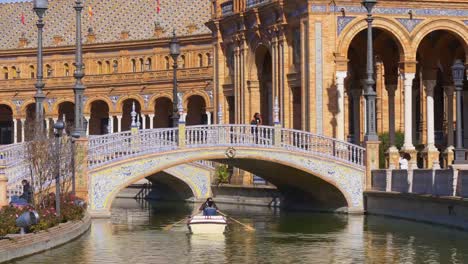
[402,72,416,85]
[444,85,455,96]
[423,80,437,95]
[335,71,347,84]
[385,84,397,96]
[148,114,155,118]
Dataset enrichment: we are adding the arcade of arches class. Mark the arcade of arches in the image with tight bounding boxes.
[0,94,212,144]
[209,0,468,169]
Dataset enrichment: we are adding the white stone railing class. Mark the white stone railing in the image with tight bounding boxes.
[0,143,30,196]
[88,128,178,169]
[88,125,365,169]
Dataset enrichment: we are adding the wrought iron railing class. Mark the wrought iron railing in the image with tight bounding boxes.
[221,1,234,15]
[246,0,271,9]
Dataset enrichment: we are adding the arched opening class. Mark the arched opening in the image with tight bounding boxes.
[255,45,273,125]
[198,54,203,67]
[29,65,35,79]
[140,58,144,72]
[165,56,170,70]
[11,67,17,79]
[58,102,75,134]
[147,58,152,71]
[186,95,206,125]
[25,104,36,141]
[89,100,110,135]
[2,67,8,79]
[346,28,403,146]
[121,99,142,131]
[0,105,13,145]
[154,97,172,128]
[180,55,186,68]
[64,63,70,77]
[415,30,467,163]
[105,61,111,74]
[131,59,136,73]
[97,61,102,74]
[45,64,52,77]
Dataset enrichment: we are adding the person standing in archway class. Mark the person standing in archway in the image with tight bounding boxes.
[250,113,262,144]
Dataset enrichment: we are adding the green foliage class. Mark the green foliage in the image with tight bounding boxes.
[378,131,405,168]
[214,164,230,186]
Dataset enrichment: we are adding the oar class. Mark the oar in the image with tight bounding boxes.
[217,210,255,232]
[163,208,200,231]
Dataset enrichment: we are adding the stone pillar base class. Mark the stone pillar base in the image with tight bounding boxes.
[0,174,8,208]
[422,145,440,169]
[385,146,400,169]
[443,146,454,168]
[365,140,380,191]
[401,146,417,169]
[74,138,89,202]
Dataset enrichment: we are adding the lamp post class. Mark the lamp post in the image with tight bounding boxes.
[361,0,378,142]
[33,0,48,134]
[72,0,86,138]
[169,30,181,127]
[54,119,65,217]
[452,59,467,164]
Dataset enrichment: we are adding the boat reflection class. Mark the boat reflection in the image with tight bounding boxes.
[187,233,227,263]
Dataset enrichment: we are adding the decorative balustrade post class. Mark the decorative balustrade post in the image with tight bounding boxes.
[178,102,186,147]
[273,96,281,147]
[0,161,8,207]
[73,137,88,202]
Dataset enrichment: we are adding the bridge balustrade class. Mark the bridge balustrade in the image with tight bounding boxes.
[185,125,274,147]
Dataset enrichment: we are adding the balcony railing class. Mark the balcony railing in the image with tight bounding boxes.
[0,67,212,90]
[246,0,271,9]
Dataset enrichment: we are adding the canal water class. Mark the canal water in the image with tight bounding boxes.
[9,198,468,264]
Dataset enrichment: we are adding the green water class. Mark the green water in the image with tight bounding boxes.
[8,199,468,264]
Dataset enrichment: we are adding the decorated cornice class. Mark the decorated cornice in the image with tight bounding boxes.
[312,4,468,17]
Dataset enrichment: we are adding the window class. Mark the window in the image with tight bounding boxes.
[206,53,212,66]
[165,56,170,70]
[140,58,144,72]
[11,67,17,79]
[64,63,70,76]
[293,28,301,66]
[45,64,52,77]
[29,65,35,79]
[106,61,111,74]
[180,55,186,68]
[3,67,9,79]
[97,61,103,74]
[131,59,136,72]
[113,60,118,73]
[198,54,203,67]
[147,58,152,71]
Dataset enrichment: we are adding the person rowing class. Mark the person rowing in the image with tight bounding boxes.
[199,197,218,216]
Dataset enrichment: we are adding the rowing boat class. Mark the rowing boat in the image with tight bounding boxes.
[187,214,227,234]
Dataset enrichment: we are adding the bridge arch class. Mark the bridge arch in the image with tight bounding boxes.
[88,147,364,217]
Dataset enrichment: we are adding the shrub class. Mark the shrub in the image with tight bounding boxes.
[378,131,404,168]
[214,164,230,186]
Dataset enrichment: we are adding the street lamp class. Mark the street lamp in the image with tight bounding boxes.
[452,59,467,163]
[170,30,181,127]
[54,119,65,216]
[33,0,48,134]
[361,0,378,142]
[72,0,86,139]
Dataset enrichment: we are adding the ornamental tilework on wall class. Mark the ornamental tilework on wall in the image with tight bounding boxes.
[0,0,211,50]
[395,18,424,32]
[89,147,364,211]
[337,16,356,36]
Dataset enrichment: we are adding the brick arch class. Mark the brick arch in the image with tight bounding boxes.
[411,19,468,60]
[51,98,74,116]
[84,96,114,115]
[88,147,364,216]
[0,101,17,118]
[337,16,411,62]
[147,93,172,113]
[182,91,210,109]
[115,95,145,113]
[20,99,50,117]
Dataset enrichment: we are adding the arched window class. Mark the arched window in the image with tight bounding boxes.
[11,66,17,79]
[113,60,118,73]
[165,56,170,70]
[131,59,136,72]
[45,64,52,77]
[3,67,9,79]
[198,54,203,67]
[206,53,212,66]
[64,63,70,76]
[106,61,111,74]
[29,65,35,79]
[97,61,103,74]
[140,58,144,72]
[180,55,186,68]
[147,58,152,71]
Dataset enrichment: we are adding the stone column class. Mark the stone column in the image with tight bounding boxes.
[444,85,455,167]
[385,85,399,169]
[422,80,440,168]
[84,116,90,136]
[401,73,417,165]
[350,89,362,145]
[108,116,113,134]
[117,115,122,132]
[233,46,240,124]
[73,138,89,204]
[206,111,212,125]
[20,118,25,142]
[12,118,17,143]
[142,114,147,129]
[45,118,50,137]
[148,114,155,129]
[336,71,347,141]
[0,170,7,207]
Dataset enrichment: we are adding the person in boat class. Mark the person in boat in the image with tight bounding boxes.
[199,198,218,216]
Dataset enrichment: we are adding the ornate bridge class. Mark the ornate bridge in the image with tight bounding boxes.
[1,124,366,217]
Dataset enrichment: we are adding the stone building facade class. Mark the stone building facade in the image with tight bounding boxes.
[0,0,214,142]
[207,0,468,168]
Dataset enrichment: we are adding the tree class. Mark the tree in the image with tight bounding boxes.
[214,164,229,187]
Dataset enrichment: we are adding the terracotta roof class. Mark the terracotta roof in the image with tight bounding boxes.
[0,0,211,50]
